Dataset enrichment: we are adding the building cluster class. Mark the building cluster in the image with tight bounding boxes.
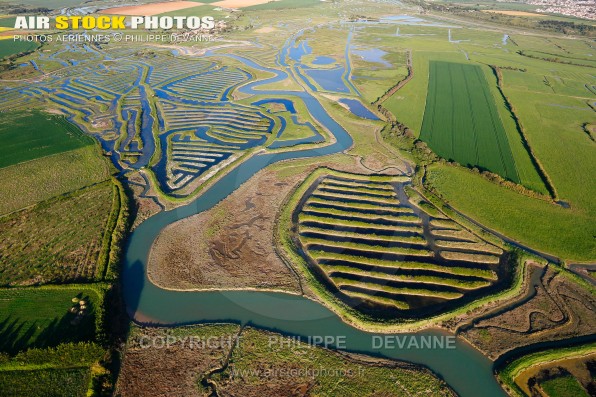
[525,0,595,21]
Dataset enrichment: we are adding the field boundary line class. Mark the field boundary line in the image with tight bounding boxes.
[373,50,413,107]
[489,65,558,199]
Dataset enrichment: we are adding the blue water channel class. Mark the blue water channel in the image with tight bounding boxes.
[122,51,507,397]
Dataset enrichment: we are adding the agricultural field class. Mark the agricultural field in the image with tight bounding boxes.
[540,375,591,397]
[0,286,101,354]
[0,111,93,169]
[241,0,323,10]
[0,107,110,218]
[426,165,596,261]
[0,40,38,60]
[291,169,509,318]
[0,0,594,395]
[0,46,127,394]
[0,182,120,285]
[0,368,91,397]
[0,108,125,286]
[381,32,469,135]
[100,1,200,16]
[420,61,521,183]
[0,342,105,397]
[148,164,309,292]
[117,324,455,397]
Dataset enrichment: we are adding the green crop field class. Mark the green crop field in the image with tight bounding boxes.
[0,17,16,28]
[420,61,520,182]
[0,111,93,169]
[0,368,91,397]
[0,286,101,354]
[158,4,230,18]
[0,182,116,285]
[0,40,38,60]
[0,146,109,215]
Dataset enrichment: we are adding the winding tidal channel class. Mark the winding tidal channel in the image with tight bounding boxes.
[123,53,508,397]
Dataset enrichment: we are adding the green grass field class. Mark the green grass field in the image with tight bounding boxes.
[0,145,109,215]
[375,22,594,262]
[0,286,101,354]
[427,165,595,261]
[0,182,115,285]
[0,40,38,60]
[0,17,16,28]
[0,368,91,397]
[0,111,93,169]
[420,61,520,182]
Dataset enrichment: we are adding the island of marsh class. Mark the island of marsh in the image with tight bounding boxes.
[116,324,455,397]
[280,168,516,324]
